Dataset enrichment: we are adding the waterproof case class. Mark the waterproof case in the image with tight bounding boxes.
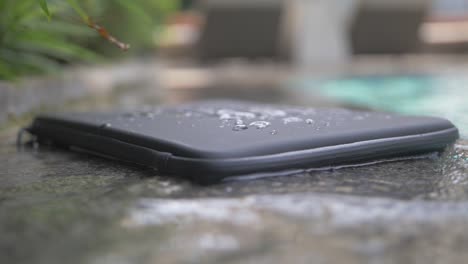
[24,100,459,183]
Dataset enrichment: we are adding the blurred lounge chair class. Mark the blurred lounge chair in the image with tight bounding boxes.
[350,0,428,54]
[196,0,285,62]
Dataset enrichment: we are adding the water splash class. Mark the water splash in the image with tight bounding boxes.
[114,102,389,134]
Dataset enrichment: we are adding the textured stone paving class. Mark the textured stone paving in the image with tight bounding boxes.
[2,72,468,264]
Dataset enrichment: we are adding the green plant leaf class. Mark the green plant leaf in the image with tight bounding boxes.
[0,60,16,80]
[13,31,101,62]
[32,20,95,37]
[1,48,61,75]
[38,0,51,20]
[65,0,89,22]
[114,0,152,25]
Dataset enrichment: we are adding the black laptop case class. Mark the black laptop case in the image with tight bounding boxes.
[25,100,459,183]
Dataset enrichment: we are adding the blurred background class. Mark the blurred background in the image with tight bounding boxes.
[3,0,468,133]
[5,0,468,77]
[1,0,468,121]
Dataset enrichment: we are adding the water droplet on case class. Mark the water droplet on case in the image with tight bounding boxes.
[232,124,248,131]
[99,123,111,129]
[122,112,136,118]
[140,111,155,119]
[283,117,303,124]
[217,109,256,120]
[249,121,270,129]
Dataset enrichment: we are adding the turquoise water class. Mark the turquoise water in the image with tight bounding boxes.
[295,74,468,137]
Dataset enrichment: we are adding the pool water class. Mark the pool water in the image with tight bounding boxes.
[296,74,468,136]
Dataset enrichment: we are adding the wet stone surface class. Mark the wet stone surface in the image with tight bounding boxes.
[2,81,468,264]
